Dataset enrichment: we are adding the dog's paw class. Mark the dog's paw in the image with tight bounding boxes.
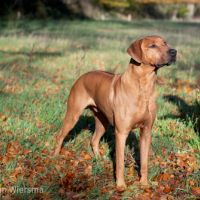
[139,179,149,187]
[116,185,126,193]
[50,149,59,157]
[116,181,127,192]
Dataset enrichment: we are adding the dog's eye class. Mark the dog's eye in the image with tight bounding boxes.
[149,44,157,48]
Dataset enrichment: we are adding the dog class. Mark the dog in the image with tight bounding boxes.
[52,35,177,190]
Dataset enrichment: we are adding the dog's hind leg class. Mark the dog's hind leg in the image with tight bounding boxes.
[52,88,91,156]
[91,111,109,156]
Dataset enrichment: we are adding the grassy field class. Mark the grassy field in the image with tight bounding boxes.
[0,19,200,199]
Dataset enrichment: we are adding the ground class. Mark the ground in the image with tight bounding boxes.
[0,19,200,199]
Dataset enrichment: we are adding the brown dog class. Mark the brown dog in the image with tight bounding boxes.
[53,35,177,190]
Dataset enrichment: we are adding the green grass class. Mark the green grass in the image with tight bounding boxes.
[0,19,200,199]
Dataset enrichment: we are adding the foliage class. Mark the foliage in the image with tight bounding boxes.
[0,0,199,19]
[177,4,189,18]
[98,0,130,8]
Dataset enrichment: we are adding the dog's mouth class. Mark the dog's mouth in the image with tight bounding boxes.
[155,56,176,68]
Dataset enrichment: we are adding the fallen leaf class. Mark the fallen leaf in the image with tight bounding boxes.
[163,184,171,194]
[159,173,171,181]
[0,113,7,121]
[188,179,196,186]
[2,155,12,164]
[60,148,74,157]
[101,186,110,194]
[192,187,200,196]
[23,149,32,155]
[84,154,92,160]
[6,141,21,156]
[35,165,45,173]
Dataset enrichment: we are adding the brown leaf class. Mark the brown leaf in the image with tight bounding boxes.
[12,166,23,177]
[160,161,167,169]
[156,184,165,194]
[101,186,109,194]
[35,165,45,173]
[6,141,21,156]
[2,155,12,164]
[84,154,92,160]
[41,149,48,155]
[0,113,7,121]
[44,157,50,165]
[192,187,200,196]
[66,172,75,179]
[159,173,171,181]
[9,174,18,183]
[2,178,10,186]
[60,148,74,157]
[70,160,79,167]
[10,166,24,182]
[163,184,171,194]
[6,130,13,135]
[23,149,31,155]
[188,179,196,186]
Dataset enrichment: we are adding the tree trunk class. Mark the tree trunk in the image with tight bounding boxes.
[186,3,195,19]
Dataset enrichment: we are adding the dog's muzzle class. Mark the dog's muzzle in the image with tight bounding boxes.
[156,48,177,68]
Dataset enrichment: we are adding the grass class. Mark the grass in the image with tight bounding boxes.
[0,19,200,199]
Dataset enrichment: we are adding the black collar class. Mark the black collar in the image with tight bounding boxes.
[129,58,141,66]
[129,58,158,73]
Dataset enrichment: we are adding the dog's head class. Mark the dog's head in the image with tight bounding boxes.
[127,35,177,68]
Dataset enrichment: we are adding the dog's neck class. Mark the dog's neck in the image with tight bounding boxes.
[121,59,157,90]
[123,59,157,77]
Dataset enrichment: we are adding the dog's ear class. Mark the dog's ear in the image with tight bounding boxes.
[127,39,142,63]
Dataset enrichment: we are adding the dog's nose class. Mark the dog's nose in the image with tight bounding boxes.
[169,49,177,56]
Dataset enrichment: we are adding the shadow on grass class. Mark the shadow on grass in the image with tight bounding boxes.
[0,49,62,57]
[62,113,141,179]
[163,95,200,137]
[0,57,55,83]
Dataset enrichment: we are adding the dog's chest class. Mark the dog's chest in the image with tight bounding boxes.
[112,74,156,128]
[130,89,155,128]
[114,93,153,128]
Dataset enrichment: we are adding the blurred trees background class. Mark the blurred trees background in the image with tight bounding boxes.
[0,0,200,20]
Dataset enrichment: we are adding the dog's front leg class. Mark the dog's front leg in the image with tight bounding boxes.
[139,126,152,185]
[115,130,128,190]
